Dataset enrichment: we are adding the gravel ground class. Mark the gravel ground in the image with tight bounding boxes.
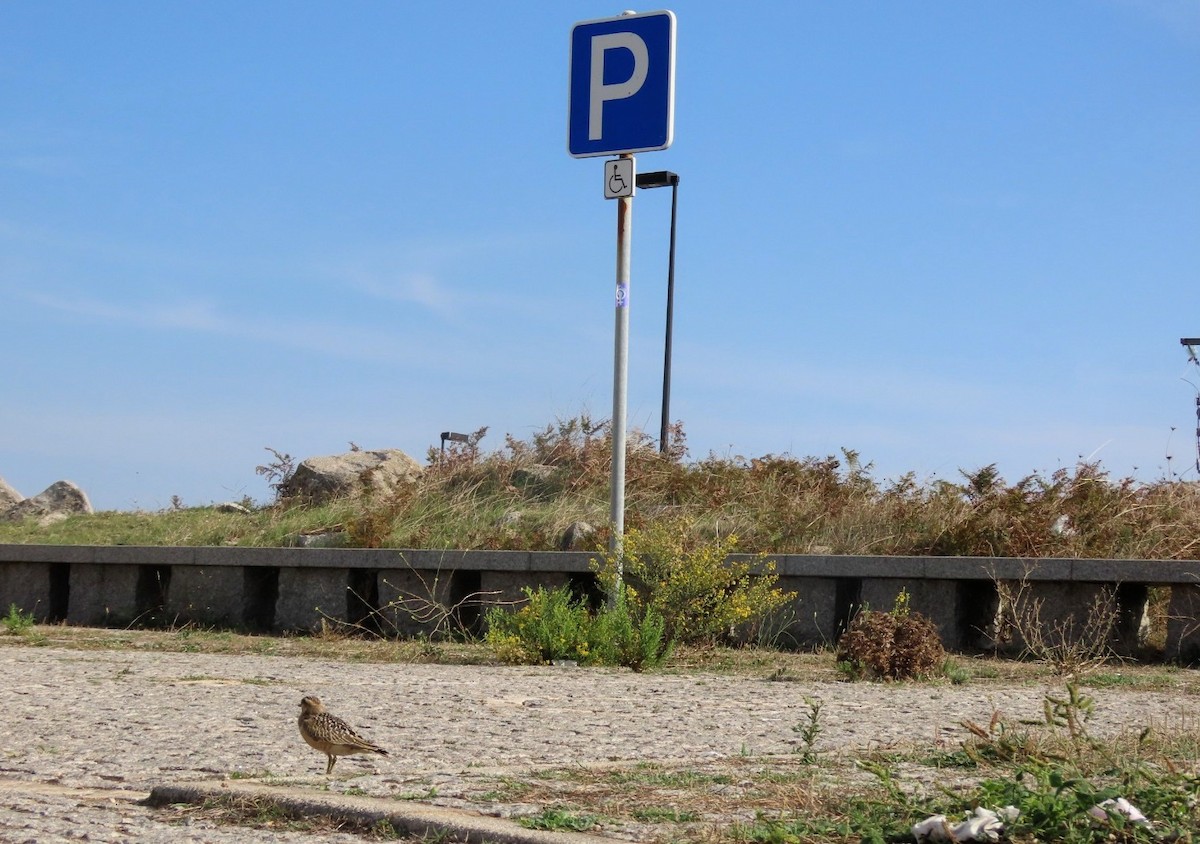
[1,645,1196,842]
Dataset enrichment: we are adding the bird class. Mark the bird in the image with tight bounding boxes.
[297,695,389,775]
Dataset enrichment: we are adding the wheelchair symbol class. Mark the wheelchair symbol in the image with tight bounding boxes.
[608,162,628,195]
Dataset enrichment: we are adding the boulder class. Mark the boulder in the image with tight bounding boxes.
[2,480,93,523]
[560,520,596,551]
[279,449,423,504]
[36,511,70,528]
[284,530,348,548]
[0,477,21,511]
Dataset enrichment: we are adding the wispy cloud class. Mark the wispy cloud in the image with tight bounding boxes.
[347,271,461,316]
[0,154,72,176]
[22,291,221,331]
[835,133,907,163]
[0,216,194,270]
[0,119,82,177]
[16,289,433,365]
[680,343,994,416]
[1109,0,1200,44]
[320,230,560,319]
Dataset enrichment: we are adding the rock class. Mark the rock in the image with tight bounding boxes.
[0,477,22,511]
[279,448,423,505]
[560,520,596,551]
[215,502,251,514]
[284,530,347,548]
[2,480,93,523]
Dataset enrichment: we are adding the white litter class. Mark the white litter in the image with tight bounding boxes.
[911,815,952,842]
[912,806,1019,842]
[1088,797,1149,826]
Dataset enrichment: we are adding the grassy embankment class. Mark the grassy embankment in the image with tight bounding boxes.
[2,417,1199,560]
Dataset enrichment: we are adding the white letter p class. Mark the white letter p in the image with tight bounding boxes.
[589,32,649,141]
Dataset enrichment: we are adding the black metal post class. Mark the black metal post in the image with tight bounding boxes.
[659,177,678,455]
[636,170,681,456]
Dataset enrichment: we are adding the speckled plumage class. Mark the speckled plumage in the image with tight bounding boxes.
[297,695,389,775]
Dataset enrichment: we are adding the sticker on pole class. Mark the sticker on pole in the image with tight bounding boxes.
[568,10,676,158]
[615,281,629,308]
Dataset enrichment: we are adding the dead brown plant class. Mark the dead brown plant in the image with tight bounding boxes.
[836,596,946,681]
[993,571,1119,677]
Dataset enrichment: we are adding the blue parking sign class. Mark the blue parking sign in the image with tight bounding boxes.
[568,10,676,158]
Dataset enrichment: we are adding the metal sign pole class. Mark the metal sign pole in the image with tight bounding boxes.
[609,153,635,585]
[569,9,674,598]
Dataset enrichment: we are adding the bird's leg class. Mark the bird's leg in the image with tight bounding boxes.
[326,755,336,775]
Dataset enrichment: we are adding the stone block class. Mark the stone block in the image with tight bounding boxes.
[67,564,141,626]
[773,576,840,648]
[859,578,966,650]
[472,572,574,638]
[1166,584,1200,664]
[994,581,1146,658]
[400,549,476,572]
[0,562,51,620]
[530,551,594,573]
[166,566,245,628]
[480,571,570,607]
[377,567,458,638]
[275,568,348,632]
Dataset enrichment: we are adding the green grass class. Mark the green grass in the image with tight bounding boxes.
[0,503,357,548]
[608,765,735,788]
[3,604,36,635]
[516,807,603,832]
[631,806,701,823]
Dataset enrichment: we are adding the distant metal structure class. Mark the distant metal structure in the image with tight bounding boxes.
[440,431,469,461]
[1181,338,1200,475]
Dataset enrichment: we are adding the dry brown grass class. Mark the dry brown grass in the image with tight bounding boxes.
[5,417,1200,562]
[149,793,429,841]
[5,624,1196,695]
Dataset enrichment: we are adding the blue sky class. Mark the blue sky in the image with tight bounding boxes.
[2,1,1198,511]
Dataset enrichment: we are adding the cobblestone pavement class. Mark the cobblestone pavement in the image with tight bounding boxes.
[1,646,1195,842]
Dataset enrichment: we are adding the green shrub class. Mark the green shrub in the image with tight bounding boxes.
[2,604,35,635]
[593,519,794,646]
[484,586,590,664]
[483,586,670,672]
[585,593,671,672]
